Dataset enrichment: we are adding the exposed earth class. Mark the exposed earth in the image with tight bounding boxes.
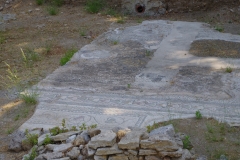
[0,0,240,160]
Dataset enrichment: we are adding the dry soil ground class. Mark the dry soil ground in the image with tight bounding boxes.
[0,0,240,159]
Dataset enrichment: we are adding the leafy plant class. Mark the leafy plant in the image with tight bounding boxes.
[105,8,117,16]
[195,110,202,119]
[225,66,233,73]
[51,0,64,7]
[23,146,37,160]
[127,84,131,88]
[85,0,105,13]
[1,62,21,88]
[215,25,224,32]
[19,90,39,105]
[60,49,77,66]
[42,135,53,145]
[36,0,44,5]
[183,135,192,149]
[14,114,20,121]
[0,31,6,44]
[79,28,87,36]
[7,128,14,134]
[47,6,59,15]
[49,119,69,135]
[146,50,152,56]
[79,123,87,131]
[25,133,38,146]
[146,121,160,133]
[113,41,118,45]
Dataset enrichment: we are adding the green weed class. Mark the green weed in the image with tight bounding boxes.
[1,62,21,88]
[215,25,224,32]
[23,133,38,146]
[47,6,59,15]
[49,119,69,135]
[14,114,20,121]
[42,135,53,145]
[113,41,118,45]
[79,123,87,131]
[36,0,44,5]
[183,135,192,149]
[137,18,143,23]
[51,0,64,7]
[23,146,37,160]
[145,50,152,56]
[85,0,105,13]
[225,66,233,73]
[0,31,6,44]
[7,128,14,134]
[105,8,117,16]
[127,84,131,88]
[195,110,202,119]
[21,48,40,67]
[20,90,39,105]
[146,121,160,133]
[206,123,214,133]
[60,49,77,65]
[79,28,87,36]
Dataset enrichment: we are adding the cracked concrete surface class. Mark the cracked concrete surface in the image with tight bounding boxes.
[20,20,240,131]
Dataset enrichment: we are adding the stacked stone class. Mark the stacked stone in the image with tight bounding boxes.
[9,125,195,160]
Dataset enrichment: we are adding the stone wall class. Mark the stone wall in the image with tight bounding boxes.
[9,125,196,160]
[121,0,240,15]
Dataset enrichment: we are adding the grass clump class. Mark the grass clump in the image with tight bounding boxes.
[104,8,117,16]
[215,25,224,32]
[116,16,125,24]
[0,31,6,44]
[60,49,77,66]
[225,66,233,73]
[20,90,38,105]
[79,27,87,36]
[47,6,59,15]
[85,0,105,13]
[183,135,192,149]
[146,121,160,133]
[23,146,37,160]
[21,48,40,67]
[195,110,202,119]
[36,0,44,5]
[42,135,53,145]
[50,0,64,7]
[49,119,69,136]
[23,133,38,146]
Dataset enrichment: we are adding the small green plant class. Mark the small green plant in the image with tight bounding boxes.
[71,126,78,131]
[7,128,14,134]
[195,110,202,119]
[113,40,118,45]
[225,66,233,73]
[206,123,214,133]
[23,133,38,146]
[42,135,53,145]
[0,31,6,44]
[60,49,77,66]
[51,0,64,7]
[85,0,105,13]
[49,119,69,135]
[127,84,131,88]
[14,114,20,121]
[36,0,44,5]
[116,17,125,24]
[146,121,160,133]
[183,135,192,149]
[79,28,87,36]
[79,123,87,131]
[105,8,117,16]
[137,18,143,23]
[215,25,224,32]
[1,62,21,88]
[19,90,38,104]
[88,124,97,129]
[23,146,37,160]
[47,6,59,15]
[146,50,152,56]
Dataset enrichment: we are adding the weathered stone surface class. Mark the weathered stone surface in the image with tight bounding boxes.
[158,148,183,158]
[78,155,84,160]
[88,128,101,138]
[87,145,96,156]
[51,131,79,142]
[140,137,179,152]
[149,125,175,137]
[29,128,43,137]
[88,130,116,149]
[145,156,162,160]
[66,135,76,143]
[21,139,33,151]
[46,144,58,151]
[42,152,64,160]
[111,126,124,133]
[34,154,45,160]
[38,133,51,146]
[108,154,129,160]
[128,150,138,156]
[94,155,108,160]
[66,147,80,159]
[172,149,194,160]
[139,149,157,155]
[95,144,123,155]
[118,131,142,149]
[55,158,71,160]
[8,131,25,152]
[122,0,166,16]
[80,131,91,143]
[74,135,86,146]
[49,143,73,152]
[129,154,138,160]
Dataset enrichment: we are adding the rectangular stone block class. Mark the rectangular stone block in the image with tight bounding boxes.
[139,149,157,155]
[108,154,129,160]
[95,144,123,155]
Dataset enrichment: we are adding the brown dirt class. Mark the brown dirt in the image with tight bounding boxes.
[0,0,240,159]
